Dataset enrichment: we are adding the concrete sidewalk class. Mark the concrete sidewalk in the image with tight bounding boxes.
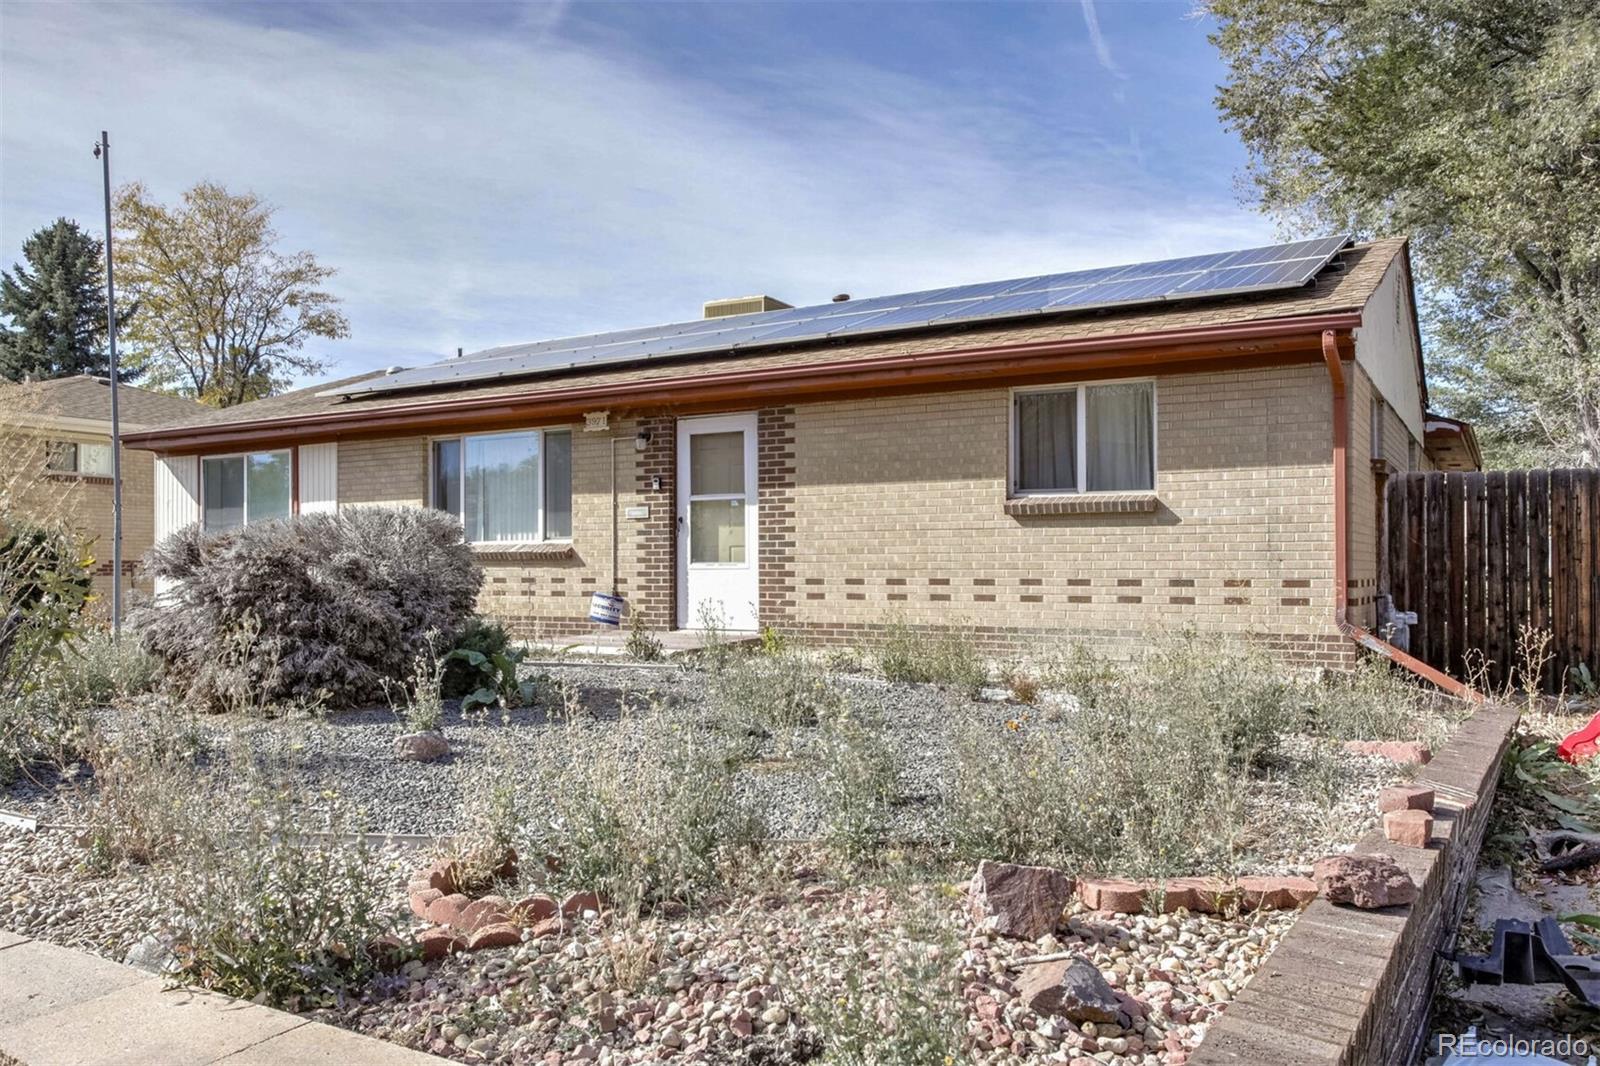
[0,932,444,1066]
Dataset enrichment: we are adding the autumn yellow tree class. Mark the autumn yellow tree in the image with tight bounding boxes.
[113,182,348,407]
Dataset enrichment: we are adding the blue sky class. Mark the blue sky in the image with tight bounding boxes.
[0,1,1279,387]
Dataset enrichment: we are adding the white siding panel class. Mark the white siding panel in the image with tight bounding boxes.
[298,442,338,514]
[1354,259,1426,443]
[153,455,199,598]
[154,455,199,541]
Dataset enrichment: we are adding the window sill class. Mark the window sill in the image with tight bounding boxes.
[469,541,575,561]
[45,473,113,485]
[1005,493,1159,517]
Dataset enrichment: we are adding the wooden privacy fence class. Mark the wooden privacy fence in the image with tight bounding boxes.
[1384,469,1599,693]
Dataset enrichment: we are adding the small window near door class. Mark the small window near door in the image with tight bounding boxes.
[46,440,114,476]
[1012,381,1154,494]
[201,450,292,531]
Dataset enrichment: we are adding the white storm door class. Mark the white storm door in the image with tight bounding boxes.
[677,413,759,631]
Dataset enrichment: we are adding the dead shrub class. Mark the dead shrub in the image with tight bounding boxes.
[136,507,482,712]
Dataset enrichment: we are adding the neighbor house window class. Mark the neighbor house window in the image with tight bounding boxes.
[430,429,572,542]
[46,440,113,477]
[1012,381,1155,494]
[202,451,292,531]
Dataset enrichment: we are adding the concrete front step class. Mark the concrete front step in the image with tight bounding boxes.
[0,934,444,1066]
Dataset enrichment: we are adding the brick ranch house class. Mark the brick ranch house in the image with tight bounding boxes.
[1,374,207,603]
[123,236,1480,669]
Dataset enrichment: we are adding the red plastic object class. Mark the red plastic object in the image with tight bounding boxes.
[1557,710,1600,763]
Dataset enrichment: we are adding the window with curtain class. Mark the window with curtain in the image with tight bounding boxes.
[431,429,572,542]
[201,450,292,531]
[1013,381,1154,494]
[46,440,115,476]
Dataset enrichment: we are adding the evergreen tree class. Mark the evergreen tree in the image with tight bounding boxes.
[0,218,136,382]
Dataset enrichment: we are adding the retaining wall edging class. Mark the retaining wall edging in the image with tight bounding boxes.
[1191,701,1521,1066]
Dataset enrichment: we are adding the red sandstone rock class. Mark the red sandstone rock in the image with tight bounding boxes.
[1017,956,1125,1024]
[528,917,563,940]
[1377,786,1436,813]
[409,887,443,919]
[424,860,463,895]
[1236,875,1318,910]
[560,890,602,918]
[1343,739,1432,764]
[511,894,559,924]
[1384,809,1434,847]
[466,922,522,951]
[424,892,471,928]
[1313,853,1419,908]
[968,860,1073,939]
[1076,878,1146,914]
[418,927,466,960]
[459,896,511,933]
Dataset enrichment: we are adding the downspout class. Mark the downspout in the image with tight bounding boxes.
[1321,330,1479,700]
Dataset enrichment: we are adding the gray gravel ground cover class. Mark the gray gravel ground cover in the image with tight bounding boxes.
[4,660,1410,876]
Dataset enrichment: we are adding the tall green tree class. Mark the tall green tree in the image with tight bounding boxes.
[1210,1,1600,466]
[114,182,348,407]
[0,218,136,383]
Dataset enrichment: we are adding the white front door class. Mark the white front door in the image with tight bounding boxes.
[677,413,759,631]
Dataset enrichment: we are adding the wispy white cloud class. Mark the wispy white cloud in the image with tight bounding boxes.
[0,2,1266,383]
[1077,0,1125,79]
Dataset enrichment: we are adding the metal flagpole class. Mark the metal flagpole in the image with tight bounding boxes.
[94,131,122,635]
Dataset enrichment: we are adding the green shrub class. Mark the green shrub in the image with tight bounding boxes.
[945,636,1298,878]
[0,522,92,702]
[713,651,845,738]
[813,713,898,865]
[803,901,965,1065]
[158,779,400,1009]
[55,629,161,706]
[528,714,765,911]
[443,618,534,716]
[137,507,482,713]
[877,619,986,696]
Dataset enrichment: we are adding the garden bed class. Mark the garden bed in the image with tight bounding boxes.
[0,636,1471,1066]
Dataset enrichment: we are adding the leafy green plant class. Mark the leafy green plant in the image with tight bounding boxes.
[1571,663,1600,699]
[760,626,786,656]
[444,618,534,715]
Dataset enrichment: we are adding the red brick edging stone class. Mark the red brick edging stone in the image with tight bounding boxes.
[1191,701,1520,1066]
[1075,876,1317,915]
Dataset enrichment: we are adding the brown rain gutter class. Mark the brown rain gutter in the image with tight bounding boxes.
[1320,329,1479,700]
[126,313,1366,454]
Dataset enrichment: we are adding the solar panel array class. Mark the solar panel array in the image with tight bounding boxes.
[327,234,1352,398]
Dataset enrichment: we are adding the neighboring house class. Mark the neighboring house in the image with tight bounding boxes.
[123,236,1480,668]
[0,375,209,603]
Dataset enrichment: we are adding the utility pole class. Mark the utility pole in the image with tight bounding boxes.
[93,131,122,634]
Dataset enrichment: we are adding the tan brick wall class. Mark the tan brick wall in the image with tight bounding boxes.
[5,427,156,607]
[334,421,673,641]
[327,362,1370,667]
[779,364,1351,662]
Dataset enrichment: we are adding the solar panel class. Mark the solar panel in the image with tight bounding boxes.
[325,234,1351,398]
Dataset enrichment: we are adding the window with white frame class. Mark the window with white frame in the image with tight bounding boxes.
[46,440,114,477]
[202,450,292,531]
[1012,381,1155,494]
[431,429,572,542]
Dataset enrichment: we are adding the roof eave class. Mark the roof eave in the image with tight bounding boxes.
[124,312,1365,454]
